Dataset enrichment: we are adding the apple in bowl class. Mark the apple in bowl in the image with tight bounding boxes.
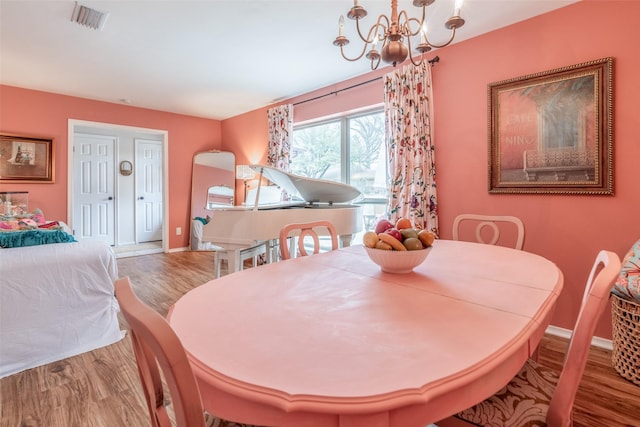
[374,219,394,234]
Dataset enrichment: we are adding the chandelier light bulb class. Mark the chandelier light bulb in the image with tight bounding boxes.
[454,0,464,16]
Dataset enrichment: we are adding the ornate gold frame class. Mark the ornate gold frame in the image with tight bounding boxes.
[488,57,613,195]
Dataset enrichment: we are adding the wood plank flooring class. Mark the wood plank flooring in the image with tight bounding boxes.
[1,250,639,427]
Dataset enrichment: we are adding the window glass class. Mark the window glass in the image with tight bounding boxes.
[292,109,388,240]
[348,112,387,200]
[291,120,341,182]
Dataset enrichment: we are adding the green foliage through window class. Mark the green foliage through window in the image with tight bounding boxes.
[292,109,387,202]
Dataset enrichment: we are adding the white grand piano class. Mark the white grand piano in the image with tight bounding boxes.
[201,165,363,273]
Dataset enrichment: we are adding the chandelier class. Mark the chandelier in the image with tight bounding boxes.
[333,0,465,70]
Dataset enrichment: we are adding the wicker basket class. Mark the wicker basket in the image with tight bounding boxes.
[611,293,640,386]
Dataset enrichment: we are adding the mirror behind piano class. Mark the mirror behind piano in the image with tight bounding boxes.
[190,151,235,249]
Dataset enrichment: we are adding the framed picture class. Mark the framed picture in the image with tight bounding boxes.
[0,134,55,183]
[488,57,613,195]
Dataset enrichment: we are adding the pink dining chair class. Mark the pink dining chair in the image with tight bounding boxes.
[435,250,621,427]
[114,277,266,427]
[452,214,525,250]
[279,220,339,260]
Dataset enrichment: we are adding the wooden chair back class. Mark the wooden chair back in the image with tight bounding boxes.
[547,250,621,426]
[453,214,525,250]
[114,277,206,427]
[279,220,339,260]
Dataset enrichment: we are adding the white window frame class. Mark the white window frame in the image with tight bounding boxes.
[293,107,387,205]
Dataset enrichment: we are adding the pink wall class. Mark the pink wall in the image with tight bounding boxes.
[222,1,640,338]
[0,86,222,249]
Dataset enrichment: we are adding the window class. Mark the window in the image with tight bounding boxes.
[292,109,388,236]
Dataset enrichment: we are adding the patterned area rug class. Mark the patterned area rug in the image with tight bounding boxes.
[205,412,265,427]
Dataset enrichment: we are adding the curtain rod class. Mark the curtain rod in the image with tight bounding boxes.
[293,56,440,107]
[293,56,440,105]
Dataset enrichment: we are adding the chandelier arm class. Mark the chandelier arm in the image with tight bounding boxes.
[370,54,381,70]
[355,14,389,43]
[398,10,423,37]
[339,42,370,62]
[366,22,383,45]
[401,4,427,36]
[355,17,369,43]
[408,49,425,67]
[374,14,391,42]
[406,35,424,67]
[406,17,425,37]
[378,14,391,36]
[419,3,427,26]
[422,28,457,49]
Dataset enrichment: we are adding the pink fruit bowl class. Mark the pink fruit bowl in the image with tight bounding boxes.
[364,246,432,274]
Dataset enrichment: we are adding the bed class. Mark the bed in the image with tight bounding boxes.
[0,239,124,378]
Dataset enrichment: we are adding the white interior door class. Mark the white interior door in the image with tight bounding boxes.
[73,134,115,245]
[135,139,163,243]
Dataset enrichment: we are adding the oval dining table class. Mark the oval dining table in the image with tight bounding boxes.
[168,240,564,427]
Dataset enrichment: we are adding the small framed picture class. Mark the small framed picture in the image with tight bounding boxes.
[0,134,54,183]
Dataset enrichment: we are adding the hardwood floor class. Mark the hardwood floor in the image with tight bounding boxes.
[1,250,639,427]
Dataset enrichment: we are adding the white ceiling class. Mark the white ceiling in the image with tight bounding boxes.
[0,0,578,120]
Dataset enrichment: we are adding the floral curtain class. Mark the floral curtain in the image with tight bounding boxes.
[267,104,293,172]
[383,61,439,235]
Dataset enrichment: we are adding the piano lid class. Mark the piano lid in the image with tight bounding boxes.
[250,165,362,204]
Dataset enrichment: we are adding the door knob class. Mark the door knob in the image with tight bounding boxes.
[138,196,145,200]
[108,196,113,200]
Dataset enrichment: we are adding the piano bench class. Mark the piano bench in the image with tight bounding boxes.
[214,242,268,278]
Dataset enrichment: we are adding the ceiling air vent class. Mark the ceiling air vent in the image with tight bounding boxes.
[71,2,109,31]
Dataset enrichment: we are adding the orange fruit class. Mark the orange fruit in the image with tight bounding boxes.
[395,218,412,230]
[418,230,436,247]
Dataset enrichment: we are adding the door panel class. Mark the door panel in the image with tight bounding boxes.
[135,140,163,243]
[73,134,115,245]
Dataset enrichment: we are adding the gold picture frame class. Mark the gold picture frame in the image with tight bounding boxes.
[0,134,55,183]
[488,57,613,195]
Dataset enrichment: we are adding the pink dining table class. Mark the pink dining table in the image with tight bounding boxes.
[168,240,563,427]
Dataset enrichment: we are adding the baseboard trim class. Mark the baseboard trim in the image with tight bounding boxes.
[546,325,613,351]
[168,246,188,253]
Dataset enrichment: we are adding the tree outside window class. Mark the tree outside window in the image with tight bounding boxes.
[292,109,388,237]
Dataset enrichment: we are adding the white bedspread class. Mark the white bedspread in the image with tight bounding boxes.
[0,240,125,378]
